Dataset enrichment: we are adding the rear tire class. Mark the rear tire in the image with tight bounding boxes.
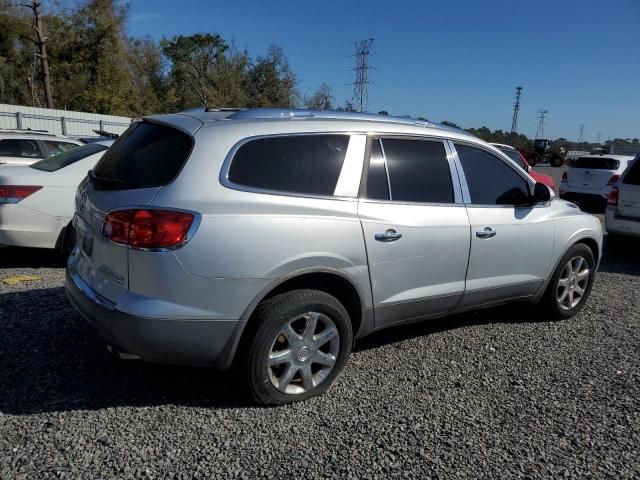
[550,155,564,167]
[537,244,595,320]
[242,289,353,405]
[61,223,76,257]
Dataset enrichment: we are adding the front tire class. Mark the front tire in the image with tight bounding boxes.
[243,289,353,405]
[538,244,595,320]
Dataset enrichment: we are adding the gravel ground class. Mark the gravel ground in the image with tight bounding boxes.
[1,174,638,479]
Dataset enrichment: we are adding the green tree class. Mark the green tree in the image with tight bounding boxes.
[247,45,297,107]
[304,82,334,110]
[441,120,459,128]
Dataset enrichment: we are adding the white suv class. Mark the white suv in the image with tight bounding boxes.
[606,156,640,239]
[559,154,636,211]
[65,109,603,404]
[0,130,82,166]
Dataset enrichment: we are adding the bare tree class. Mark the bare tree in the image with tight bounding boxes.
[9,1,54,108]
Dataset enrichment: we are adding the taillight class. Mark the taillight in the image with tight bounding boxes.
[607,175,620,186]
[561,172,568,182]
[0,185,42,204]
[102,209,195,249]
[608,186,619,206]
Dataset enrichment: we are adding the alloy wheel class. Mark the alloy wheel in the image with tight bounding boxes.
[556,256,590,311]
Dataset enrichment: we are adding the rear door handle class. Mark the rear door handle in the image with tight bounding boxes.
[476,227,496,239]
[375,229,402,242]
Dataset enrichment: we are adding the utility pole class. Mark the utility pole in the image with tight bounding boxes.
[509,86,523,146]
[596,132,602,144]
[577,124,585,143]
[352,38,374,113]
[9,1,54,108]
[535,110,548,139]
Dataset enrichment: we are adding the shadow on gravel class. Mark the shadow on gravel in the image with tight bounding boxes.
[598,235,640,276]
[0,246,66,268]
[0,287,251,415]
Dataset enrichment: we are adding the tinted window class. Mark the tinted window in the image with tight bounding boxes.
[456,144,530,205]
[228,135,349,196]
[623,158,640,185]
[30,143,108,172]
[382,138,453,203]
[42,140,78,157]
[500,148,527,169]
[92,122,193,190]
[573,157,620,170]
[0,139,42,158]
[365,139,390,200]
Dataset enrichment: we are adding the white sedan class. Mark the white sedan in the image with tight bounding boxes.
[0,140,113,253]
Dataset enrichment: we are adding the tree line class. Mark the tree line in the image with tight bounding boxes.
[0,0,340,116]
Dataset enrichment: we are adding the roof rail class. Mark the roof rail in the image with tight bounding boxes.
[226,108,438,128]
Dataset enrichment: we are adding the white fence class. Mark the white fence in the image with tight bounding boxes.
[0,104,132,137]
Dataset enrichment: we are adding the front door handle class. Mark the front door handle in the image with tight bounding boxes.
[375,229,402,242]
[476,227,496,239]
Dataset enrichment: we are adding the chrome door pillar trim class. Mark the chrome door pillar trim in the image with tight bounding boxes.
[446,139,471,204]
[334,134,367,197]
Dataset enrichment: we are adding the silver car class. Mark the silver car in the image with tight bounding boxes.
[65,109,603,404]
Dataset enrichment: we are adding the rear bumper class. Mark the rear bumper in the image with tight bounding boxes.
[0,204,66,249]
[605,208,640,237]
[65,267,244,368]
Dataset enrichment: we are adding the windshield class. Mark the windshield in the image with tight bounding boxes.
[500,149,527,169]
[30,143,108,172]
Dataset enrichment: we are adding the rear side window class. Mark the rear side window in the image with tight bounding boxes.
[382,138,453,203]
[228,135,349,196]
[0,139,42,158]
[31,143,108,172]
[92,122,193,190]
[623,158,640,185]
[456,144,530,205]
[573,157,620,170]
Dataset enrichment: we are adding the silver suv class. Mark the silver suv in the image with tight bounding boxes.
[66,109,603,404]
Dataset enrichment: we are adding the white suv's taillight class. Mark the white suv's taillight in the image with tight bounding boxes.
[607,175,620,186]
[608,186,619,206]
[102,209,195,249]
[0,185,42,204]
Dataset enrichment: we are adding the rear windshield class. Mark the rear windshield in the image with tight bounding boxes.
[30,143,108,172]
[91,122,193,190]
[623,158,640,185]
[572,157,620,170]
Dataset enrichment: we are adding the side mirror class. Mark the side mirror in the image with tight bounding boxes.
[532,182,551,203]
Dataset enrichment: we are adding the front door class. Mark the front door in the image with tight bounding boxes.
[452,143,555,308]
[358,137,471,327]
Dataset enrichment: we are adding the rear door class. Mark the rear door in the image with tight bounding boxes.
[618,158,640,218]
[453,143,554,308]
[358,137,470,327]
[567,157,619,190]
[73,120,196,303]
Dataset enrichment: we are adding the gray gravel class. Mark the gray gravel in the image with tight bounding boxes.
[1,208,639,478]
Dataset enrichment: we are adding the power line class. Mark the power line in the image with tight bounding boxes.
[577,124,585,143]
[509,86,523,146]
[352,38,374,113]
[535,110,548,139]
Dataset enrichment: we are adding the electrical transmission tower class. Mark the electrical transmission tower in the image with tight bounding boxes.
[509,86,523,146]
[535,110,548,139]
[577,124,585,143]
[352,38,374,112]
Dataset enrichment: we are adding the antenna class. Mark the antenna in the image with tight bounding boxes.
[509,86,523,146]
[577,124,585,143]
[535,110,548,139]
[352,38,374,113]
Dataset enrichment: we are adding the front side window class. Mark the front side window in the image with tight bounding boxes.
[228,135,349,196]
[0,139,42,158]
[382,138,453,203]
[456,144,530,205]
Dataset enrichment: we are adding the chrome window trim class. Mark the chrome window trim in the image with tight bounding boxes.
[450,140,542,208]
[376,138,394,200]
[219,132,360,201]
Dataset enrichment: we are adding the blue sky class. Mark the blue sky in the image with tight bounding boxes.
[127,0,640,141]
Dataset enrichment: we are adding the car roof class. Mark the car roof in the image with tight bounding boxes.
[490,142,516,150]
[144,108,480,143]
[576,154,635,160]
[0,130,82,142]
